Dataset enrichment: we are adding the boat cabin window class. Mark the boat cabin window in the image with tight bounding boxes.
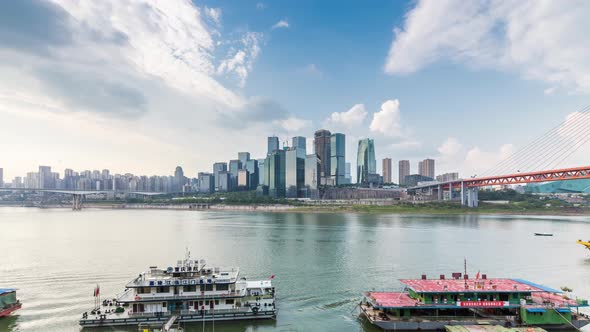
[162,302,167,308]
[200,284,213,292]
[216,284,229,291]
[226,299,234,305]
[499,293,509,301]
[157,286,170,293]
[136,287,151,294]
[214,300,219,305]
[184,285,197,292]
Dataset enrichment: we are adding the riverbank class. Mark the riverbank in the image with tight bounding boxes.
[1,201,589,215]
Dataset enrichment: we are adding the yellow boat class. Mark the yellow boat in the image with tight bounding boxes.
[577,239,590,250]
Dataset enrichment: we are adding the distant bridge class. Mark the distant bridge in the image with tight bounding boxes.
[0,188,169,210]
[409,166,590,207]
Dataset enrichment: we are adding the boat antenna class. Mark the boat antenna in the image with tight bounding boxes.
[464,258,467,289]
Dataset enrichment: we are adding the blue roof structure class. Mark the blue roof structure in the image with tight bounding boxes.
[511,279,562,293]
[526,308,547,313]
[0,288,16,295]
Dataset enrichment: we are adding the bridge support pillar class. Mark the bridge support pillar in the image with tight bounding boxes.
[460,181,467,206]
[72,194,84,210]
[437,185,442,201]
[467,187,479,208]
[448,183,452,201]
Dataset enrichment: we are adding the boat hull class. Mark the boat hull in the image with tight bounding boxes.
[0,303,22,317]
[365,317,590,331]
[79,310,276,327]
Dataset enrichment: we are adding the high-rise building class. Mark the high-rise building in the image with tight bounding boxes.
[267,136,279,155]
[0,167,3,187]
[245,159,259,190]
[217,171,230,192]
[356,139,376,185]
[237,169,249,190]
[314,129,331,184]
[257,159,265,186]
[285,148,305,198]
[399,160,410,186]
[174,166,186,192]
[418,158,435,179]
[330,133,345,185]
[38,165,53,189]
[213,162,228,191]
[382,158,392,183]
[198,172,215,193]
[344,162,352,184]
[304,154,321,199]
[292,136,306,152]
[238,152,251,166]
[265,149,286,198]
[436,172,459,182]
[229,159,242,191]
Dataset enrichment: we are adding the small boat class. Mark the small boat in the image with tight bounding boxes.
[577,239,590,250]
[534,233,553,236]
[0,288,22,317]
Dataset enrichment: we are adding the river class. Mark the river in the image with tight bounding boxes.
[1,208,590,331]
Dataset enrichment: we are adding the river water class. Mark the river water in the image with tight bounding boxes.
[1,208,590,332]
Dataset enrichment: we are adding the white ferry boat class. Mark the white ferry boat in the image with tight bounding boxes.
[79,253,276,328]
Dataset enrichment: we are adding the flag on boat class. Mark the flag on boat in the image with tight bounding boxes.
[269,275,275,279]
[94,285,100,297]
[475,271,480,280]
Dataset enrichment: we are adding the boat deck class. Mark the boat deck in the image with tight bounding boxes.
[400,279,560,293]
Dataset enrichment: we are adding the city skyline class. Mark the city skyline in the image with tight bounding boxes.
[1,1,589,181]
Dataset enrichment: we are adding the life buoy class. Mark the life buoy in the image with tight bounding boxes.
[252,306,259,314]
[134,296,141,301]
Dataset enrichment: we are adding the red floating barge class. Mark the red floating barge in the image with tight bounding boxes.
[0,288,21,317]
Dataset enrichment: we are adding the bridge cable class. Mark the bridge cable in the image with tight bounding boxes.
[526,112,590,172]
[499,108,590,174]
[477,106,590,176]
[524,113,590,172]
[478,106,590,176]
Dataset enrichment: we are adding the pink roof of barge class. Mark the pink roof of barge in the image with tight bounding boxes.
[368,292,418,307]
[400,278,549,293]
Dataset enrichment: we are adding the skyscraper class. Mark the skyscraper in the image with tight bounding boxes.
[213,162,228,191]
[330,133,345,185]
[314,129,331,184]
[356,139,376,185]
[304,154,321,199]
[265,149,286,198]
[267,136,279,155]
[285,148,305,198]
[229,159,242,191]
[245,159,259,190]
[198,172,215,193]
[344,162,352,184]
[419,158,435,179]
[174,166,185,192]
[399,160,410,186]
[238,152,251,166]
[237,169,249,190]
[382,158,392,183]
[257,159,266,186]
[292,136,306,152]
[38,165,53,189]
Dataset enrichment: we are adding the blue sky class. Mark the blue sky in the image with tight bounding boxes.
[0,0,589,180]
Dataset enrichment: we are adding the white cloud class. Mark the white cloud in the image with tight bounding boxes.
[272,20,289,30]
[385,0,590,94]
[437,137,464,157]
[0,0,305,179]
[324,104,367,129]
[205,7,222,26]
[369,99,402,136]
[275,117,311,132]
[217,32,262,87]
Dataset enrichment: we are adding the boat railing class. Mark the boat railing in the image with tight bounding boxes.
[132,291,244,301]
[179,308,253,315]
[128,311,171,318]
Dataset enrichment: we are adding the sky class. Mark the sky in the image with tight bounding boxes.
[1,0,590,181]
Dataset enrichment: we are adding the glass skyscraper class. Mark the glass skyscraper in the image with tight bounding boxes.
[305,154,321,199]
[265,149,286,198]
[285,148,305,198]
[357,138,376,185]
[229,159,242,191]
[314,129,331,184]
[238,152,250,167]
[245,159,259,190]
[267,136,279,155]
[212,162,227,191]
[330,133,345,185]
